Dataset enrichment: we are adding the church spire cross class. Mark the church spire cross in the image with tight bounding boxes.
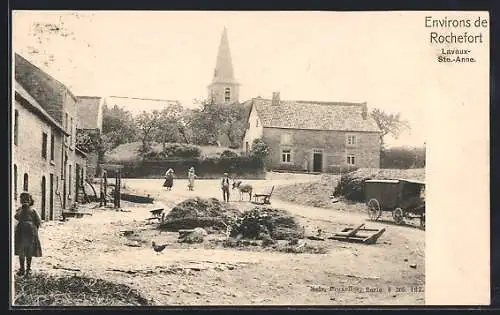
[208,27,240,104]
[212,27,237,84]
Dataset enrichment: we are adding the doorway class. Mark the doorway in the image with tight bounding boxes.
[41,176,46,220]
[49,174,54,221]
[75,164,80,202]
[63,154,67,209]
[313,150,323,172]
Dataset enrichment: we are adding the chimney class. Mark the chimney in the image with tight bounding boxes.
[272,92,280,106]
[361,102,368,119]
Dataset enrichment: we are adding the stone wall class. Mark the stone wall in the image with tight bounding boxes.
[13,101,65,220]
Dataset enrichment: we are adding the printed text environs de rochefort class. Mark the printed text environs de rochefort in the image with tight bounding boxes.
[425,16,487,44]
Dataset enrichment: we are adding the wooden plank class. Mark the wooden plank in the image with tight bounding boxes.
[327,227,386,245]
[335,224,365,237]
[62,211,92,215]
[121,193,154,203]
[362,228,386,244]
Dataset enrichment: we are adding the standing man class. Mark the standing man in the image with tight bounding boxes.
[221,172,231,202]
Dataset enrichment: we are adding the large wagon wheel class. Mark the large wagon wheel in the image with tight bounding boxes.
[420,213,426,229]
[392,208,405,225]
[367,199,382,220]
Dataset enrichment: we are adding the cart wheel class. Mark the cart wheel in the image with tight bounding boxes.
[367,199,382,220]
[393,208,405,225]
[420,214,426,229]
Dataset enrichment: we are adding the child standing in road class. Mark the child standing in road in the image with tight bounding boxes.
[14,192,42,276]
[187,167,198,191]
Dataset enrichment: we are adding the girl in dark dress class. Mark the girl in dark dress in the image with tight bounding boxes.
[14,192,42,276]
[163,168,175,190]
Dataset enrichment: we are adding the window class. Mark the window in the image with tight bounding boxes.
[224,88,231,102]
[245,141,249,155]
[50,133,55,161]
[14,110,19,146]
[13,164,17,200]
[346,135,356,146]
[23,173,29,191]
[42,132,48,159]
[281,149,292,163]
[347,154,355,165]
[256,119,259,127]
[281,133,292,145]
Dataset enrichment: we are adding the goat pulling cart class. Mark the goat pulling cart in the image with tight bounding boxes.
[365,179,426,228]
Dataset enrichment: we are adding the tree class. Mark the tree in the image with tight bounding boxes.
[370,109,411,147]
[102,104,138,148]
[76,129,100,153]
[136,110,162,153]
[189,98,247,147]
[177,109,194,144]
[154,102,185,148]
[185,106,218,145]
[217,103,247,148]
[380,146,426,169]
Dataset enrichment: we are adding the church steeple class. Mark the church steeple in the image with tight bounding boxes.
[208,27,240,104]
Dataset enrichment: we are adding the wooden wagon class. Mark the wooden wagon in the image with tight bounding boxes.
[365,179,425,228]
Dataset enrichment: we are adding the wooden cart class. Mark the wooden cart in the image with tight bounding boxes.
[252,186,274,205]
[365,179,425,228]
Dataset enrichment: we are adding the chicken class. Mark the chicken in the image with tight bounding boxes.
[152,241,167,254]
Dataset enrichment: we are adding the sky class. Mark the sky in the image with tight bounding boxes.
[12,11,434,147]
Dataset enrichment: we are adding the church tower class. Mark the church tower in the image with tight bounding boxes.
[208,27,240,104]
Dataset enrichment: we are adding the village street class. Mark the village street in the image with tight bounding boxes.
[23,173,425,306]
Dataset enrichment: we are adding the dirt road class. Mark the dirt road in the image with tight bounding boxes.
[21,174,425,305]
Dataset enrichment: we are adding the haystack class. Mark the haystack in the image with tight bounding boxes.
[159,197,241,231]
[230,206,304,240]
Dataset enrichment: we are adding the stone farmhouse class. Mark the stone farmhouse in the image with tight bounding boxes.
[241,92,381,172]
[13,53,88,220]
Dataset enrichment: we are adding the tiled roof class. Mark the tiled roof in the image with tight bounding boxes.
[14,80,68,134]
[251,98,380,132]
[76,96,103,130]
[14,53,77,125]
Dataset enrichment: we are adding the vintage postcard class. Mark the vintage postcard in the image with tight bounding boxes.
[10,11,489,307]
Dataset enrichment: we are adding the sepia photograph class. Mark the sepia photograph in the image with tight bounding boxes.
[10,10,489,307]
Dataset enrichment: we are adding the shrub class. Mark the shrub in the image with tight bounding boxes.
[162,143,202,159]
[380,146,425,169]
[141,150,167,160]
[120,156,266,179]
[220,150,239,159]
[249,138,271,159]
